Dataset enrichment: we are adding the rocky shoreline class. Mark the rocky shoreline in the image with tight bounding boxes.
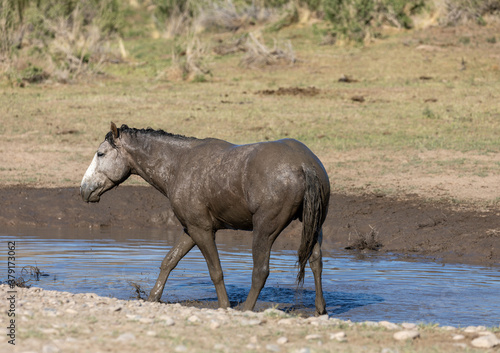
[3,285,499,353]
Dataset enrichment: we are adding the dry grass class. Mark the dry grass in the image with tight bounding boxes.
[164,37,212,81]
[346,226,383,251]
[240,32,296,67]
[442,0,500,25]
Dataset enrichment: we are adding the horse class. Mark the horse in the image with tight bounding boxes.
[80,122,330,315]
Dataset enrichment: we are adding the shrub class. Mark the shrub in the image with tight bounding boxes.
[442,0,500,26]
[1,0,123,83]
[323,0,426,44]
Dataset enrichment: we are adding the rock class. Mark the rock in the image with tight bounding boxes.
[295,348,311,353]
[240,318,262,326]
[381,349,398,353]
[210,320,221,329]
[471,334,500,348]
[139,317,154,324]
[305,334,321,340]
[159,315,175,326]
[42,344,60,353]
[330,332,347,342]
[65,308,78,315]
[187,315,201,323]
[146,331,157,337]
[380,321,399,330]
[452,334,465,340]
[174,345,188,352]
[463,326,475,332]
[125,314,140,320]
[277,337,288,345]
[264,308,288,318]
[441,326,456,331]
[116,333,136,342]
[266,344,281,352]
[278,318,296,326]
[402,323,417,330]
[393,330,420,341]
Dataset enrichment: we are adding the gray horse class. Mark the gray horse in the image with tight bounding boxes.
[81,122,330,315]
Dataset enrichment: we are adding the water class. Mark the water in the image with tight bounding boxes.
[2,227,499,327]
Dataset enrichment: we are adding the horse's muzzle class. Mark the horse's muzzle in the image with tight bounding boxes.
[80,184,100,203]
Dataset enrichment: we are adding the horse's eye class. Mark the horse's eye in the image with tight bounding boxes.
[97,152,104,157]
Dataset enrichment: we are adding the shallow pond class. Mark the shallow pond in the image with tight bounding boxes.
[3,227,499,327]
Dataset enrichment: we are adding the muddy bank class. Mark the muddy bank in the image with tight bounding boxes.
[0,186,498,266]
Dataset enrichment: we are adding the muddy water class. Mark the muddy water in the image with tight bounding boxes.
[3,227,499,327]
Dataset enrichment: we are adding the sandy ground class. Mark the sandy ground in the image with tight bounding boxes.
[3,285,499,353]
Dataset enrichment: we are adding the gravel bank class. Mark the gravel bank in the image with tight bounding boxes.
[2,285,499,353]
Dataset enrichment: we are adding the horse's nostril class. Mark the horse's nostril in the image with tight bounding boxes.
[80,185,92,202]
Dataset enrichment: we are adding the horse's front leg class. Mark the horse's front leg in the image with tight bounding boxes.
[147,231,195,302]
[188,227,230,308]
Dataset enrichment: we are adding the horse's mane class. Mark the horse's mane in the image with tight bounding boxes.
[106,124,195,147]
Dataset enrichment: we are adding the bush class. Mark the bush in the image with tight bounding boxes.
[442,0,500,26]
[1,0,123,83]
[323,0,426,44]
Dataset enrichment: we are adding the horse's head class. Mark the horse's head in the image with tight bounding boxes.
[80,122,131,202]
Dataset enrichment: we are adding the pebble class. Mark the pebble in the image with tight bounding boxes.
[471,334,500,348]
[146,331,157,337]
[380,321,400,330]
[65,308,78,315]
[174,345,188,352]
[305,334,321,340]
[330,332,347,342]
[277,337,288,345]
[441,326,456,331]
[139,317,154,324]
[264,308,288,318]
[278,318,296,326]
[452,334,465,340]
[393,330,420,341]
[159,315,175,326]
[240,318,262,326]
[210,320,221,329]
[187,315,201,323]
[266,344,281,352]
[42,344,60,353]
[294,348,311,353]
[464,325,487,333]
[116,333,136,342]
[401,322,417,330]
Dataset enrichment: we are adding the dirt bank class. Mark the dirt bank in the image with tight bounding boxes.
[1,186,498,267]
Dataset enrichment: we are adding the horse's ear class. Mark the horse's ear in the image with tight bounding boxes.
[110,122,119,139]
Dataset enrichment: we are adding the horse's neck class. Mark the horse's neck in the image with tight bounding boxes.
[125,136,191,196]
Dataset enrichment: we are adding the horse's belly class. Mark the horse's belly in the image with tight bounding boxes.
[212,206,253,231]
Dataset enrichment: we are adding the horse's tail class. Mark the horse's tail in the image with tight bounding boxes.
[297,165,326,285]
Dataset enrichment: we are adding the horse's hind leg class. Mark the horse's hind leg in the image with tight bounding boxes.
[242,221,283,312]
[147,231,195,302]
[309,229,326,315]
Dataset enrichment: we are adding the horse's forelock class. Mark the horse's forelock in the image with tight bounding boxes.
[105,131,118,148]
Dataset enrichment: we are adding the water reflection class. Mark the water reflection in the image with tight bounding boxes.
[2,227,499,327]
